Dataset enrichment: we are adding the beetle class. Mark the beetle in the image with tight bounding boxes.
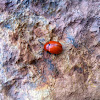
[44,41,63,54]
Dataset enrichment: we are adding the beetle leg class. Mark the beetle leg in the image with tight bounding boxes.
[47,51,51,55]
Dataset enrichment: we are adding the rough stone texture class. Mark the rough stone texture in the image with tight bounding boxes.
[0,0,100,100]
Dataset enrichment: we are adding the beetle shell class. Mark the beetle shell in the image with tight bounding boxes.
[44,41,63,54]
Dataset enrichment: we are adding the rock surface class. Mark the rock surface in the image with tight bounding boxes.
[0,0,100,100]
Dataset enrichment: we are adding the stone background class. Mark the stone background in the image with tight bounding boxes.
[0,0,100,100]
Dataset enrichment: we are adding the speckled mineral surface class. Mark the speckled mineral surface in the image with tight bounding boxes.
[0,0,100,100]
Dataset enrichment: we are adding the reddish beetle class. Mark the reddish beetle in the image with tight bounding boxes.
[44,41,63,54]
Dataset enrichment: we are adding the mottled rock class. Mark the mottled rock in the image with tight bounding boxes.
[0,0,100,100]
